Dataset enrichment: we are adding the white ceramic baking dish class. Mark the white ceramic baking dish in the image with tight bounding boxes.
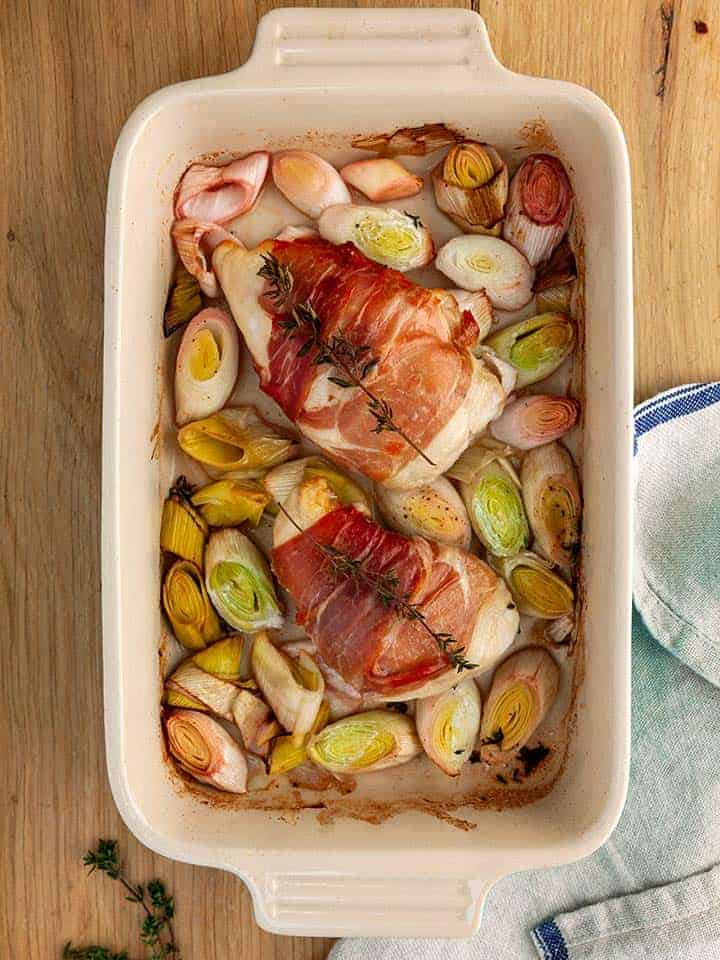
[103,8,633,938]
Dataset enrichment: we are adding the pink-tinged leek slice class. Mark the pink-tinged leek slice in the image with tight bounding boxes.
[374,476,472,549]
[448,288,495,342]
[174,152,270,223]
[435,235,534,310]
[251,632,325,743]
[165,660,239,720]
[271,150,351,219]
[205,530,283,633]
[177,405,298,478]
[521,442,581,566]
[484,312,575,389]
[491,395,580,450]
[231,689,281,756]
[416,679,481,776]
[171,219,239,297]
[503,155,573,266]
[479,646,559,760]
[174,308,240,427]
[432,142,508,235]
[318,205,434,272]
[340,158,423,201]
[532,237,577,293]
[191,479,269,527]
[307,709,421,774]
[165,709,247,793]
[162,560,222,650]
[491,551,574,619]
[352,123,461,157]
[275,224,319,241]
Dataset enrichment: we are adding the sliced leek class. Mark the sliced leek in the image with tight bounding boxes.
[174,308,240,427]
[479,647,559,758]
[432,142,508,235]
[191,634,246,681]
[490,395,580,450]
[263,456,370,512]
[205,529,283,632]
[231,689,281,755]
[165,709,247,793]
[415,680,481,776]
[164,660,239,720]
[251,632,325,743]
[177,406,298,478]
[160,482,209,568]
[503,154,573,267]
[191,479,269,527]
[318,205,434,272]
[163,262,202,337]
[308,709,421,774]
[492,551,574,619]
[521,442,581,566]
[485,313,575,389]
[435,235,534,311]
[269,701,331,775]
[374,476,472,549]
[162,559,222,650]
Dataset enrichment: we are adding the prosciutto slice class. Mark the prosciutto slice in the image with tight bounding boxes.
[272,478,518,700]
[213,236,510,488]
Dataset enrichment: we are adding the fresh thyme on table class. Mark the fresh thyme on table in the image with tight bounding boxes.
[276,501,477,673]
[63,841,179,960]
[257,253,435,466]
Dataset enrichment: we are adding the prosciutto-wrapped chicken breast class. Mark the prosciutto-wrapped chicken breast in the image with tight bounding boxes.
[213,236,510,489]
[272,477,518,700]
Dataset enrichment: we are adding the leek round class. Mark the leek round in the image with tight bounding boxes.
[318,204,434,272]
[374,476,472,549]
[479,646,559,759]
[191,479,269,527]
[432,142,508,235]
[177,405,298,478]
[340,158,423,202]
[307,710,421,774]
[160,487,208,568]
[174,152,269,224]
[492,551,574,619]
[484,312,575,389]
[491,395,580,450]
[165,709,247,793]
[174,308,240,426]
[272,150,351,219]
[162,559,222,650]
[415,679,481,775]
[251,632,324,742]
[435,235,534,310]
[521,441,581,566]
[503,154,573,266]
[205,529,283,632]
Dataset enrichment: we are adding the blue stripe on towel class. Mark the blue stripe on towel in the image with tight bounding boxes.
[634,382,706,418]
[633,383,720,454]
[532,919,569,959]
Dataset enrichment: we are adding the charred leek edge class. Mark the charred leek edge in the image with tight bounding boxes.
[205,529,283,633]
[251,633,325,743]
[432,142,508,234]
[462,459,530,558]
[415,679,482,776]
[164,262,202,338]
[521,442,581,566]
[352,123,462,157]
[162,559,222,651]
[491,551,574,619]
[485,312,575,389]
[480,646,560,755]
[374,476,472,549]
[160,490,209,568]
[165,709,247,794]
[269,701,331,775]
[307,709,421,774]
[535,285,572,314]
[191,479,269,527]
[263,456,370,513]
[177,406,298,477]
[165,661,239,720]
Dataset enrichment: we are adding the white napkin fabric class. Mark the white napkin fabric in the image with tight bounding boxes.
[329,383,720,960]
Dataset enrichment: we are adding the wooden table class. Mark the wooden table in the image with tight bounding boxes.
[2,1,718,957]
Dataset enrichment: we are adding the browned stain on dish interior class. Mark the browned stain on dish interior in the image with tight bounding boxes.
[158,121,585,829]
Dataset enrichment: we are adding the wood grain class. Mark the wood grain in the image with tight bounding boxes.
[1,1,718,957]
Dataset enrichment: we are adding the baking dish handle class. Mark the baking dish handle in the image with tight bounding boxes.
[239,8,508,85]
[241,868,499,938]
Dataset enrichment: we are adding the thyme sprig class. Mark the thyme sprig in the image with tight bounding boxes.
[64,841,179,960]
[258,254,434,466]
[277,502,476,672]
